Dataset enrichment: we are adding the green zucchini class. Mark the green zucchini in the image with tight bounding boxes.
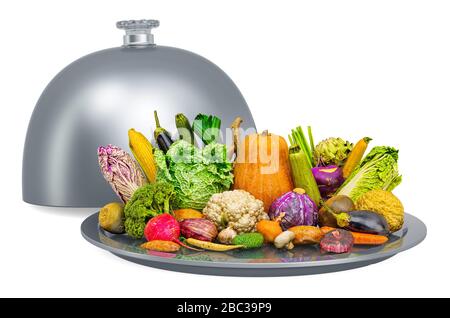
[175,113,195,145]
[289,147,321,205]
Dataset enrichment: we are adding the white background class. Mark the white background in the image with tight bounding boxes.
[1,0,449,297]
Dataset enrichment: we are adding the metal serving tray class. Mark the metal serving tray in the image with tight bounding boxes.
[81,212,426,276]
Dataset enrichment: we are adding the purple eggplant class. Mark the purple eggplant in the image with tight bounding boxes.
[312,165,344,198]
[342,210,390,235]
[322,204,390,235]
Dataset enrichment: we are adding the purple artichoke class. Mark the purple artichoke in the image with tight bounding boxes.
[269,189,318,230]
[97,145,147,202]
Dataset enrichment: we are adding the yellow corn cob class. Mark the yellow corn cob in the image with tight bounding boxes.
[128,128,157,182]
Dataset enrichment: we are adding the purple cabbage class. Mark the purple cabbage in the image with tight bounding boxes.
[269,190,318,230]
[98,145,147,202]
[312,165,344,198]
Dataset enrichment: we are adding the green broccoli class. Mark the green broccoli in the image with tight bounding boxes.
[232,233,264,249]
[124,182,176,238]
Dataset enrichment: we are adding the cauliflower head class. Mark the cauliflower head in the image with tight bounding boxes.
[202,190,269,234]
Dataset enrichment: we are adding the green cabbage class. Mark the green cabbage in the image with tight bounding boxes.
[336,146,402,201]
[154,140,233,210]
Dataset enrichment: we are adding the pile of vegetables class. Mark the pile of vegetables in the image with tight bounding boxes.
[96,112,406,255]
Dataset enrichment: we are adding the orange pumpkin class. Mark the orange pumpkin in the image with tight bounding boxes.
[233,131,294,210]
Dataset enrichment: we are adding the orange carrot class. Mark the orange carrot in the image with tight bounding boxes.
[321,226,388,245]
[342,137,371,178]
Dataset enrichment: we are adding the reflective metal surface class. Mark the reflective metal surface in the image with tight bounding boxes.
[117,19,159,46]
[23,19,255,207]
[81,212,426,276]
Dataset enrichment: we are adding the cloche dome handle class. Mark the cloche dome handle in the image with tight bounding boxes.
[116,19,160,46]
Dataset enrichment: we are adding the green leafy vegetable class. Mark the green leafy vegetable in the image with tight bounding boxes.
[154,140,233,210]
[192,113,221,145]
[124,182,176,239]
[336,146,402,201]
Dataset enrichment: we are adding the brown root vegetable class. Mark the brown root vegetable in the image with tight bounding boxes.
[140,240,180,252]
[288,225,324,245]
[99,202,125,234]
[228,116,243,162]
[319,195,355,227]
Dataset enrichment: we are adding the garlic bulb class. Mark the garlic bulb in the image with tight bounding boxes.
[217,227,237,244]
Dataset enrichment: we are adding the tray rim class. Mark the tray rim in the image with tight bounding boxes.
[81,212,426,269]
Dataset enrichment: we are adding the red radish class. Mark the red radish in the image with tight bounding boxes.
[144,214,200,251]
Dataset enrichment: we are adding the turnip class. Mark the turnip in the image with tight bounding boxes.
[311,165,344,198]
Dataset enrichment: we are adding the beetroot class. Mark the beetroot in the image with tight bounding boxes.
[320,229,354,253]
[144,214,199,250]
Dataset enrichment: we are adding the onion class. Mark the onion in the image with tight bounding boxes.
[180,219,218,242]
